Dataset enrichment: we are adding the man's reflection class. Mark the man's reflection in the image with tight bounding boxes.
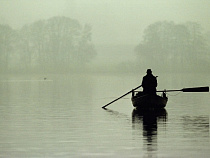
[132,108,167,153]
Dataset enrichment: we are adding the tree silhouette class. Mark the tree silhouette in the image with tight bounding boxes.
[135,21,209,72]
[0,25,16,72]
[0,16,96,73]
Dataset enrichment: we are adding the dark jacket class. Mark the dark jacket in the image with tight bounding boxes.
[142,74,157,95]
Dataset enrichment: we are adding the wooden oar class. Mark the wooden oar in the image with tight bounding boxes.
[157,86,209,93]
[102,85,142,109]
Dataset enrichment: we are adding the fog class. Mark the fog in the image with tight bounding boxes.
[0,0,210,74]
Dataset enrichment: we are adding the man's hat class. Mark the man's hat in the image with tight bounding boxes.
[147,69,152,74]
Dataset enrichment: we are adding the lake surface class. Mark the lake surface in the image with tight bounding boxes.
[0,73,210,157]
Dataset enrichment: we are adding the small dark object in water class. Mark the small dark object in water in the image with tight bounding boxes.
[44,78,47,80]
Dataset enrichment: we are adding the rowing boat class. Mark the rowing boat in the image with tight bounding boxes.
[131,91,168,109]
[102,86,208,109]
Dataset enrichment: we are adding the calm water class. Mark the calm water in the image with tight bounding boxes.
[0,73,209,158]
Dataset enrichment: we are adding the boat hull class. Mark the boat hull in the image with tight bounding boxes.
[131,94,168,109]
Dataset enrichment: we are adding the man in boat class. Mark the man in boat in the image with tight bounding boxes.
[142,69,157,95]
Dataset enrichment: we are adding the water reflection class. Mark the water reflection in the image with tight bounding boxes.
[181,115,209,138]
[132,108,167,154]
[103,108,129,119]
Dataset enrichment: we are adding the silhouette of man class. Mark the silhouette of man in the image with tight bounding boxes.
[142,69,157,95]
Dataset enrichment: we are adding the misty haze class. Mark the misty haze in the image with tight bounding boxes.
[0,0,210,157]
[0,17,210,73]
[0,0,210,74]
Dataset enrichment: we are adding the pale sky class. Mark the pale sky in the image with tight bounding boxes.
[0,0,210,45]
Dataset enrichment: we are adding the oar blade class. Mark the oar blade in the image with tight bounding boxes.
[182,86,209,92]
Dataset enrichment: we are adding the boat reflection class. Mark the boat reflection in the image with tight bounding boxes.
[132,108,167,154]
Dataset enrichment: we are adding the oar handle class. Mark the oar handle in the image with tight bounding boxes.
[157,86,209,93]
[102,85,142,108]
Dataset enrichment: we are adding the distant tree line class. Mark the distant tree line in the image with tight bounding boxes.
[0,16,96,73]
[135,21,210,72]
